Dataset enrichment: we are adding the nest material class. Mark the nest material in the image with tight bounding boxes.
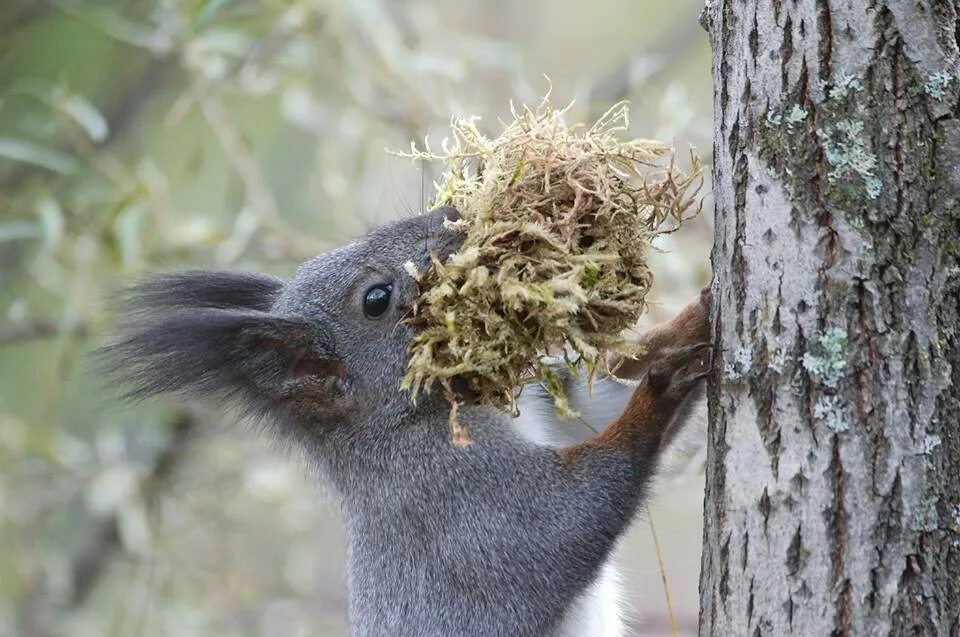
[395,98,702,421]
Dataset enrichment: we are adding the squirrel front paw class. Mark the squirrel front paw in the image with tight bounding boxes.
[566,289,712,461]
[646,341,712,404]
[608,286,712,381]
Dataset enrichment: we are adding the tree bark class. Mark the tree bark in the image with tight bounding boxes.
[700,2,960,635]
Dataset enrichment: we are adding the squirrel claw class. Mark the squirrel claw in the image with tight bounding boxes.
[647,340,713,401]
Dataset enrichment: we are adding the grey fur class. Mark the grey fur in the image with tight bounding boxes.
[103,207,703,635]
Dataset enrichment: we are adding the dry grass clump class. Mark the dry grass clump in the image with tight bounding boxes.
[395,96,702,421]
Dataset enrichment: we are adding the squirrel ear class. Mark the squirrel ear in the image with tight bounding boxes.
[101,271,342,409]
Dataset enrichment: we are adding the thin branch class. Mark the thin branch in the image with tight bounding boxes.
[0,320,88,346]
[587,12,707,108]
[0,4,51,37]
[68,411,198,608]
[18,411,199,636]
[196,93,322,260]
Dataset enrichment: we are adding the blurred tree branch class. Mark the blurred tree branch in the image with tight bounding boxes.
[19,411,199,635]
[69,411,197,608]
[0,3,51,37]
[587,11,707,110]
[195,92,322,260]
[0,320,88,346]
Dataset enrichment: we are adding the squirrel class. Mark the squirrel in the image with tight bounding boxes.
[104,206,711,636]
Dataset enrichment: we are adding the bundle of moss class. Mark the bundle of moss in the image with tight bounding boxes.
[395,97,702,424]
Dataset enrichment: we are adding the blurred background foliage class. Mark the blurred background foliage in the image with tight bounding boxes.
[0,1,712,635]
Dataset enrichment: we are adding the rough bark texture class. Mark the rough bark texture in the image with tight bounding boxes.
[700,1,960,635]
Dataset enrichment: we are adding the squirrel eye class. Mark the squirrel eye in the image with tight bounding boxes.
[363,284,392,318]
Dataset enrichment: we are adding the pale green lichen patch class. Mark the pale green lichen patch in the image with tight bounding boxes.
[817,119,882,199]
[919,434,942,454]
[813,395,849,432]
[766,103,806,130]
[822,72,864,100]
[394,97,702,416]
[785,104,807,126]
[802,327,848,388]
[805,325,851,434]
[912,494,941,532]
[755,71,889,208]
[924,71,954,100]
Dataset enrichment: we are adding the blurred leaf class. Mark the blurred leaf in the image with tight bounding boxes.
[215,205,259,263]
[9,79,108,142]
[104,183,149,227]
[37,197,65,251]
[0,138,78,174]
[117,499,151,554]
[85,464,139,515]
[53,431,92,470]
[0,220,41,242]
[47,0,174,53]
[192,27,253,57]
[59,94,109,143]
[184,27,253,79]
[0,414,28,454]
[113,204,144,268]
[18,111,60,139]
[193,0,236,30]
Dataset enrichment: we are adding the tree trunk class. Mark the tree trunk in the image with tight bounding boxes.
[699,2,960,635]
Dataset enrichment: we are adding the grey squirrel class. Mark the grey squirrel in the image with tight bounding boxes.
[104,206,711,636]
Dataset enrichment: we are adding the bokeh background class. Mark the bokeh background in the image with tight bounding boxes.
[0,1,712,635]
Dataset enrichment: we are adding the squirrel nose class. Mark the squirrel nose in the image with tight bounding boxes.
[431,205,460,224]
[423,205,465,262]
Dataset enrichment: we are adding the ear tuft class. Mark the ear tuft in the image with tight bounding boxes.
[121,270,284,317]
[99,270,339,411]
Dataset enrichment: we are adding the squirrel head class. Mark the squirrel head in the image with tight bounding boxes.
[103,206,464,441]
